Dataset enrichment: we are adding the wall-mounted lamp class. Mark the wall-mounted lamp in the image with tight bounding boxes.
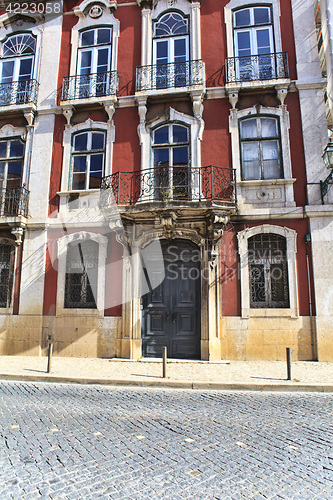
[322,141,333,169]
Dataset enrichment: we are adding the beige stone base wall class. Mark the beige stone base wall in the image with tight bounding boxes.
[220,316,315,361]
[0,315,121,358]
[316,317,333,361]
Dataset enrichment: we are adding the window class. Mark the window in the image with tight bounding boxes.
[0,241,15,308]
[240,116,281,180]
[71,131,105,190]
[77,27,112,97]
[152,123,189,200]
[64,240,98,309]
[233,6,274,80]
[248,233,289,308]
[0,34,36,104]
[237,225,298,318]
[153,12,189,88]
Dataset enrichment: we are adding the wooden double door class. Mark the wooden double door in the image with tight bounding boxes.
[141,240,201,359]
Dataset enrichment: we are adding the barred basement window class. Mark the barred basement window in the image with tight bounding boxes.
[0,242,15,308]
[64,240,98,309]
[248,233,289,308]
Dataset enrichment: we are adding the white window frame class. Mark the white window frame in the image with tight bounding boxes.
[140,0,202,68]
[61,119,112,195]
[0,124,28,185]
[56,231,107,316]
[71,129,106,191]
[139,107,201,202]
[69,2,119,81]
[229,105,295,207]
[225,0,282,59]
[0,237,16,314]
[237,225,298,318]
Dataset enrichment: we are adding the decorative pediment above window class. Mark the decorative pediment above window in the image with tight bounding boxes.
[0,12,42,29]
[74,0,118,18]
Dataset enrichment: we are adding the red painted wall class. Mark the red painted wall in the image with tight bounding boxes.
[202,99,232,168]
[113,107,140,173]
[117,5,141,96]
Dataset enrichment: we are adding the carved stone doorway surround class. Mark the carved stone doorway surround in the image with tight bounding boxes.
[117,223,223,361]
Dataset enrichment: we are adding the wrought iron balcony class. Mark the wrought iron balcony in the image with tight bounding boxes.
[0,79,39,107]
[225,52,289,84]
[62,71,119,101]
[101,166,235,207]
[0,186,29,217]
[136,60,205,92]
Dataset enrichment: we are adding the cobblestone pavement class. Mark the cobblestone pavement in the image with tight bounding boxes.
[0,382,333,499]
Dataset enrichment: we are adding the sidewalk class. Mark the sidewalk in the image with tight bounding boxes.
[0,355,332,391]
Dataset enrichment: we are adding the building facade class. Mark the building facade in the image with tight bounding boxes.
[0,0,331,361]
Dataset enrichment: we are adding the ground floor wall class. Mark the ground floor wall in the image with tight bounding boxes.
[220,316,314,361]
[0,313,316,361]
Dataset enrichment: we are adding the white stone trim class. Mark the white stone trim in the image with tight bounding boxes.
[229,105,295,207]
[140,0,201,65]
[61,119,112,193]
[0,124,32,187]
[237,224,298,319]
[69,4,120,78]
[56,231,107,316]
[224,0,282,59]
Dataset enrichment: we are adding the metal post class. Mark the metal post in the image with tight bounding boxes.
[286,347,291,381]
[47,336,53,374]
[162,346,167,378]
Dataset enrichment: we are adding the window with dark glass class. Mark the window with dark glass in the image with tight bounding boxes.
[240,116,281,180]
[233,6,274,80]
[0,242,15,308]
[248,233,289,308]
[0,34,36,104]
[153,12,189,88]
[152,123,189,200]
[77,27,112,97]
[71,131,105,190]
[64,240,98,309]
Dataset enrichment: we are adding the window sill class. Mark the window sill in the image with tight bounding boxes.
[237,179,296,186]
[57,189,100,197]
[242,308,298,319]
[56,308,103,318]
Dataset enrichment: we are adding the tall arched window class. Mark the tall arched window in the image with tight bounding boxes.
[71,130,105,190]
[233,6,274,81]
[248,233,289,308]
[77,27,112,97]
[64,240,98,309]
[240,116,281,180]
[153,12,189,88]
[1,33,36,104]
[0,241,15,308]
[152,123,189,200]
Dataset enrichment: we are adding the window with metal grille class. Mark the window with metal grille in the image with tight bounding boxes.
[64,240,98,309]
[0,242,15,308]
[240,116,281,180]
[248,233,289,308]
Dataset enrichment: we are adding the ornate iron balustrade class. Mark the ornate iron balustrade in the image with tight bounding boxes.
[136,60,205,92]
[225,52,289,84]
[320,169,333,204]
[62,71,119,101]
[101,166,235,206]
[0,186,29,217]
[0,79,39,106]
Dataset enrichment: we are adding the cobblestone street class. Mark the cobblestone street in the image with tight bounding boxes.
[0,382,333,499]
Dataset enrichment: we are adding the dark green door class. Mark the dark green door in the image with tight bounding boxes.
[141,240,201,359]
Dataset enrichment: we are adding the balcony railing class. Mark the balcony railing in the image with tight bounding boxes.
[225,52,289,84]
[0,79,39,107]
[136,60,205,92]
[0,186,29,217]
[101,166,235,206]
[62,71,119,101]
